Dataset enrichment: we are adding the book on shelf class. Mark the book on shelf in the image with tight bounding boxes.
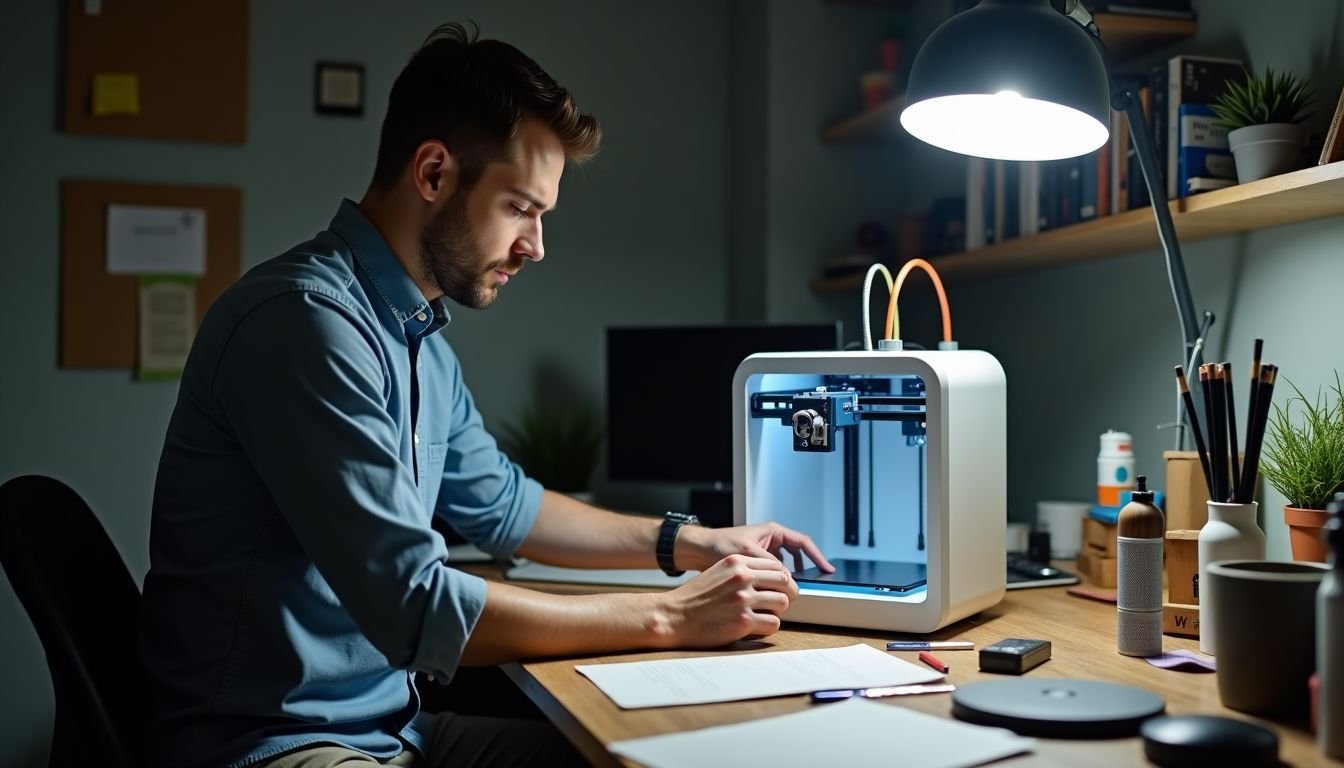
[1163,55,1246,200]
[1187,176,1236,194]
[1088,2,1195,20]
[1176,103,1235,197]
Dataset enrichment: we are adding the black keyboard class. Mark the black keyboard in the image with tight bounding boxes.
[1006,554,1079,589]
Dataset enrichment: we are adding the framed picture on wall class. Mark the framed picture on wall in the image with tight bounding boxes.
[314,62,364,116]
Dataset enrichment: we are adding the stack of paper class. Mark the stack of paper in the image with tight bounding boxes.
[609,697,1034,768]
[578,643,942,709]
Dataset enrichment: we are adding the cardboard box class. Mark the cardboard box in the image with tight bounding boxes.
[1163,601,1200,638]
[1084,516,1117,558]
[1165,529,1200,605]
[1164,450,1208,531]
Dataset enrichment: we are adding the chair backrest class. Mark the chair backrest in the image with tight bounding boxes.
[0,475,142,767]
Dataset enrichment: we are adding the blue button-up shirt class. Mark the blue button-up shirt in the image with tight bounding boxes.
[138,200,543,768]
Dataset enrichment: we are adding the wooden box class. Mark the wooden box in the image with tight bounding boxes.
[1083,516,1117,558]
[1165,529,1200,605]
[1164,450,1208,531]
[1163,602,1200,638]
[1076,548,1117,588]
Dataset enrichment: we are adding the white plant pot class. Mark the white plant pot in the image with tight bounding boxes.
[1227,123,1304,183]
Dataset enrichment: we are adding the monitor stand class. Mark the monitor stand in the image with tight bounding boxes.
[689,487,733,528]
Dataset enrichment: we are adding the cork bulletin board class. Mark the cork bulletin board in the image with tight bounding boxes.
[63,0,249,144]
[60,179,242,368]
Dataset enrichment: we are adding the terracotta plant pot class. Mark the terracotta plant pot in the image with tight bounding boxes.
[1285,506,1331,562]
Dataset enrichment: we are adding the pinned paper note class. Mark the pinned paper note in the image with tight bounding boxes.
[92,73,140,116]
[106,204,207,275]
[137,276,195,379]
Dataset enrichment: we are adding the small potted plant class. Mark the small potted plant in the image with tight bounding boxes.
[1210,66,1314,183]
[497,400,604,503]
[1261,372,1344,562]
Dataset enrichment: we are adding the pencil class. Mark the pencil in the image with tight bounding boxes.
[1244,339,1263,499]
[1238,364,1278,504]
[1174,365,1212,498]
[1199,366,1219,503]
[918,650,950,674]
[1223,362,1240,497]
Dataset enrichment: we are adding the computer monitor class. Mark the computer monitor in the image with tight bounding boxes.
[605,323,843,488]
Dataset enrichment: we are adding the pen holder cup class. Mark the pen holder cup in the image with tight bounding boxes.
[1207,560,1327,716]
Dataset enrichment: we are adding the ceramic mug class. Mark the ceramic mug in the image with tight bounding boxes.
[1208,559,1328,716]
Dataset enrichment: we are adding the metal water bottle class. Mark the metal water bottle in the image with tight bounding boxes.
[1117,475,1165,657]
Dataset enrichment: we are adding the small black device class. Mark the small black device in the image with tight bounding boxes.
[979,637,1051,675]
[656,511,698,577]
[1140,715,1279,767]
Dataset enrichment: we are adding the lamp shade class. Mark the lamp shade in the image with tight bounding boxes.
[900,0,1110,161]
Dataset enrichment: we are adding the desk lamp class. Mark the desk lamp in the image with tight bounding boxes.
[900,0,1213,447]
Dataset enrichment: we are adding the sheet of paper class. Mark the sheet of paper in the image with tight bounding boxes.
[107,204,207,275]
[577,643,942,709]
[92,73,139,116]
[506,561,694,588]
[609,697,1034,768]
[137,276,195,379]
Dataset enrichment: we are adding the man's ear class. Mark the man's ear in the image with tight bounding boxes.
[410,140,459,204]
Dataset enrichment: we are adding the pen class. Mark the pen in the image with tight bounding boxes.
[810,683,956,703]
[918,650,950,674]
[886,641,975,651]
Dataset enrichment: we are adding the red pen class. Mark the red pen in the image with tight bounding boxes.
[918,650,950,674]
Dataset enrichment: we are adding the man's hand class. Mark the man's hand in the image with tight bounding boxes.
[656,554,798,648]
[676,522,835,575]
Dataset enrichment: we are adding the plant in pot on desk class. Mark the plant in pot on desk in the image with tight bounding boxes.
[1262,372,1344,562]
[1211,66,1314,183]
[498,401,604,503]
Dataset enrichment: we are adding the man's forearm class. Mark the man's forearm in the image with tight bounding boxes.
[459,580,675,665]
[514,490,663,569]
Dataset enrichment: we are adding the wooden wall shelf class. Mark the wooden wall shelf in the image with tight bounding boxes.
[810,162,1344,293]
[820,13,1196,145]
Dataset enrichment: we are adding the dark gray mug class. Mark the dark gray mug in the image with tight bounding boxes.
[1208,559,1328,716]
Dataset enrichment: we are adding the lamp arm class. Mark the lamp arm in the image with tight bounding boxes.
[1064,7,1206,366]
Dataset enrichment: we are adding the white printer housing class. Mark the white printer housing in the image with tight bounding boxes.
[732,350,1007,633]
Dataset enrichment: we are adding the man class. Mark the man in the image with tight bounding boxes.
[139,21,832,768]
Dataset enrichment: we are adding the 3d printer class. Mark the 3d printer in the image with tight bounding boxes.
[732,262,1006,633]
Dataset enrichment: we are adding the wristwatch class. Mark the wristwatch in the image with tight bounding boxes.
[656,511,700,576]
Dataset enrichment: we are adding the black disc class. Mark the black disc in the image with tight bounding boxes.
[952,678,1166,738]
[1140,715,1279,767]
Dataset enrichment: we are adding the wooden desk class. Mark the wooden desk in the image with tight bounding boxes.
[492,576,1321,767]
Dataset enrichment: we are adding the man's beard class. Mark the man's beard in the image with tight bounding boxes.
[418,196,502,310]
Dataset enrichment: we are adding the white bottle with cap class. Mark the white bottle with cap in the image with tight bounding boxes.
[1098,430,1135,508]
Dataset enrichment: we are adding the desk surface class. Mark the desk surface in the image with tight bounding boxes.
[485,570,1321,767]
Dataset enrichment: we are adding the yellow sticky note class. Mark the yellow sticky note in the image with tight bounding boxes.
[92,73,140,116]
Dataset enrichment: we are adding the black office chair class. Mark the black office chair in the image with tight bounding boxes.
[0,475,142,768]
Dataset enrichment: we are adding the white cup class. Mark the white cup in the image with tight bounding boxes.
[1005,522,1030,553]
[1036,500,1090,559]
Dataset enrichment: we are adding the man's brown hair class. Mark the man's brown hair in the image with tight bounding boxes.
[370,22,601,192]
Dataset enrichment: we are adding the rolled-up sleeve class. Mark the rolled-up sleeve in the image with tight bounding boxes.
[213,289,483,680]
[431,346,542,558]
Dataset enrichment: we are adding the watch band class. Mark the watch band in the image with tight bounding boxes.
[656,511,699,576]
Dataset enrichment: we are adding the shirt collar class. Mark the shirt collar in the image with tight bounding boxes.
[329,199,452,335]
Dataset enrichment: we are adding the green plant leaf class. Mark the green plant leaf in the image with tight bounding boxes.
[1212,66,1314,130]
[496,401,605,493]
[1261,372,1344,509]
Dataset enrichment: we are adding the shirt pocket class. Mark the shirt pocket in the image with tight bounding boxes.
[419,441,450,512]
